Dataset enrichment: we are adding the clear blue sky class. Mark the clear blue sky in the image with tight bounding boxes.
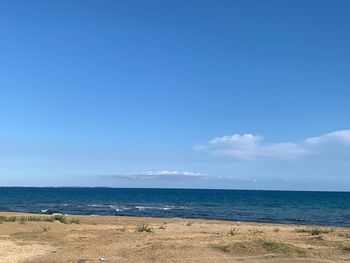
[1,0,349,190]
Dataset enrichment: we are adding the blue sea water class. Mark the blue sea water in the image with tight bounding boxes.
[0,187,349,227]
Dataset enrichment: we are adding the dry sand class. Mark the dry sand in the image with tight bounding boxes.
[0,212,350,263]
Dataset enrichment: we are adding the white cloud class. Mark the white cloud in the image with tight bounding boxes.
[100,170,257,182]
[101,170,209,180]
[195,130,350,160]
[305,130,350,145]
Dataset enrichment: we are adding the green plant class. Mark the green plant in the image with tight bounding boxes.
[52,215,67,224]
[20,216,42,222]
[69,218,80,224]
[43,217,56,222]
[263,241,307,256]
[137,223,153,233]
[295,227,333,235]
[6,216,17,222]
[0,216,17,222]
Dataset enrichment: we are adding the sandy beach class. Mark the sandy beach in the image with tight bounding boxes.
[0,212,349,263]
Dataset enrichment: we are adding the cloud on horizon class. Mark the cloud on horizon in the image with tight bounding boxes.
[194,130,350,160]
[100,170,257,182]
[101,170,209,180]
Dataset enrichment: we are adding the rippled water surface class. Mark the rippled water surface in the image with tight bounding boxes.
[1,187,350,226]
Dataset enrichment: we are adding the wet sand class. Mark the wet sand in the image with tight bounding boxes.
[0,212,349,263]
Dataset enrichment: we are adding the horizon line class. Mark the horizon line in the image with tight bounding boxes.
[0,186,349,193]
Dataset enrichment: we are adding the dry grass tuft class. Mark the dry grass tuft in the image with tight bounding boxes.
[248,228,264,234]
[229,228,238,236]
[295,227,333,236]
[137,223,153,233]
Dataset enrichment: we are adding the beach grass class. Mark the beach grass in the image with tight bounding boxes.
[52,214,68,224]
[69,218,81,224]
[263,241,308,256]
[295,227,333,235]
[20,216,42,222]
[0,214,81,225]
[0,215,17,222]
[248,228,264,234]
[339,233,350,238]
[137,223,153,233]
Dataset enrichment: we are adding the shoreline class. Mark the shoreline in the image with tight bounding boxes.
[0,210,348,228]
[1,212,350,262]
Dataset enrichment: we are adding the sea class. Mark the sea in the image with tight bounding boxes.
[0,187,349,227]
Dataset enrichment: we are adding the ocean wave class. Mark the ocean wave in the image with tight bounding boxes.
[40,209,63,214]
[107,205,132,212]
[134,205,186,211]
[89,204,108,208]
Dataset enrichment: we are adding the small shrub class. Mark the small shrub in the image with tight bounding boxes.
[295,227,333,236]
[137,223,152,233]
[43,217,55,223]
[69,218,80,224]
[263,241,307,256]
[6,216,17,222]
[52,215,67,224]
[0,216,17,222]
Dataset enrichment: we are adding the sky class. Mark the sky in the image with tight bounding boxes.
[0,0,349,191]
